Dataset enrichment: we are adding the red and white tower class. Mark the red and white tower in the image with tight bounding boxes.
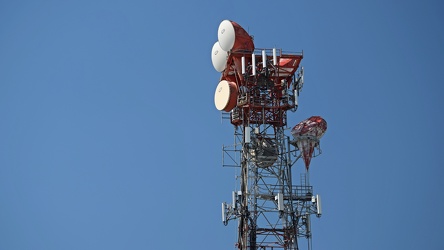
[211,20,327,250]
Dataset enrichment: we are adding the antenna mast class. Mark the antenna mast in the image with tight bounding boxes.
[212,20,327,250]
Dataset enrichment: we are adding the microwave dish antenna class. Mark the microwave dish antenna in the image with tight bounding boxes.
[214,80,238,112]
[218,20,254,52]
[211,41,229,72]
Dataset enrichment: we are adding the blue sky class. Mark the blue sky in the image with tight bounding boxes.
[1,0,443,249]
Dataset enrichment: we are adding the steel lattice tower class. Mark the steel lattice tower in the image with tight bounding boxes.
[212,20,325,250]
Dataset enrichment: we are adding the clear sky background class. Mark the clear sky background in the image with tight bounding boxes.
[1,0,443,249]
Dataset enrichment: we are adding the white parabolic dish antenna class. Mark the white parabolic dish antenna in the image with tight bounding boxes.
[214,80,238,112]
[218,20,236,51]
[211,41,228,72]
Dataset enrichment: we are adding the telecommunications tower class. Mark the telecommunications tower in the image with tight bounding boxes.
[211,20,327,250]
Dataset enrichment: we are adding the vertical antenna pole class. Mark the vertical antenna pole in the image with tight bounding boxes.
[252,53,256,76]
[262,50,267,67]
[273,48,277,65]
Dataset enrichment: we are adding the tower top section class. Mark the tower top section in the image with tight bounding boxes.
[210,20,304,127]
